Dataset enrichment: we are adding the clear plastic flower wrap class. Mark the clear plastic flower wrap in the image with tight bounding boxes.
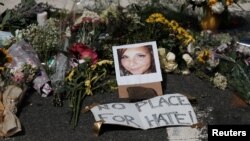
[7,40,52,97]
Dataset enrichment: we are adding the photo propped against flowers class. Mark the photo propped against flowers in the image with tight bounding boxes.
[113,41,162,86]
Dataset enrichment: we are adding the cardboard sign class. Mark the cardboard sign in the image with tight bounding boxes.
[91,94,198,130]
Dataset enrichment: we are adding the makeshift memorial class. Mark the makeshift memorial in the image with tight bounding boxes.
[0,1,249,131]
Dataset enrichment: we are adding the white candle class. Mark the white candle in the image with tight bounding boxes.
[37,11,48,26]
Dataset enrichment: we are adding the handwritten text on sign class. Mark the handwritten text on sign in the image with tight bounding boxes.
[91,93,198,130]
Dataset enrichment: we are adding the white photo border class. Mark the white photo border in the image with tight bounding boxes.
[112,41,162,85]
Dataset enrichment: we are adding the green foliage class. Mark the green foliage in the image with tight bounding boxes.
[65,60,115,128]
[16,18,61,63]
[0,1,62,33]
[229,63,250,101]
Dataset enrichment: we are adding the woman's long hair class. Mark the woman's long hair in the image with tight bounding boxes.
[117,45,156,76]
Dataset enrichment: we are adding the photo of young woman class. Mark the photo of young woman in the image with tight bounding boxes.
[117,45,156,76]
[113,41,162,86]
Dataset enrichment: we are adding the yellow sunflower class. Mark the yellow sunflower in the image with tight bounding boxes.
[197,49,211,64]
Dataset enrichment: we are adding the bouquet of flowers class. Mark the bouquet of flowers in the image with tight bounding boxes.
[65,43,116,127]
[0,48,38,137]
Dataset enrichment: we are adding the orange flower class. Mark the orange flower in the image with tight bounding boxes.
[226,0,234,6]
[0,48,12,67]
[208,0,218,7]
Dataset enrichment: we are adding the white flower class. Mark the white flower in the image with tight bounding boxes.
[212,72,227,90]
[100,3,119,23]
[182,53,194,67]
[207,51,220,68]
[65,26,71,37]
[74,9,100,25]
[166,52,176,62]
[164,61,178,73]
[15,29,23,40]
[158,48,166,57]
[164,52,178,73]
[211,2,225,14]
[187,42,194,54]
[181,69,191,75]
[236,45,250,56]
[216,43,228,53]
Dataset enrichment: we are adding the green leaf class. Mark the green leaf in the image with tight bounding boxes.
[0,10,11,30]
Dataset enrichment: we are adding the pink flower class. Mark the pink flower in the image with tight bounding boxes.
[12,71,24,83]
[82,17,92,23]
[69,43,98,64]
[82,17,101,23]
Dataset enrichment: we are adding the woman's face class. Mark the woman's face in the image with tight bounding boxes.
[121,47,152,75]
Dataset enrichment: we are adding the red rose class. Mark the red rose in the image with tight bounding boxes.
[69,43,98,64]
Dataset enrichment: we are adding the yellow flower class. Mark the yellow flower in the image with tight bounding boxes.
[177,27,187,35]
[146,13,194,48]
[146,13,164,23]
[151,13,163,18]
[145,17,153,23]
[169,20,179,31]
[183,35,195,45]
[197,49,211,64]
[85,80,93,95]
[155,17,165,23]
[162,19,170,25]
[97,60,113,66]
[85,79,91,87]
[66,69,75,81]
[176,34,183,40]
[85,86,93,95]
[0,66,4,71]
[91,60,113,70]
